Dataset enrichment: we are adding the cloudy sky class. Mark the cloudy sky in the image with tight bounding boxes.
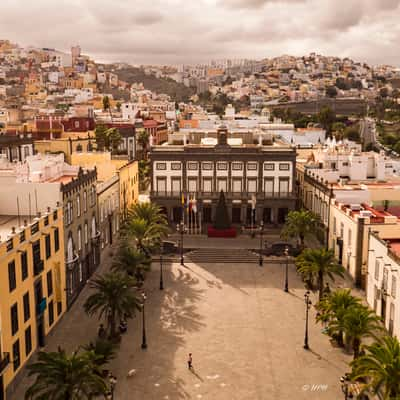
[1,0,400,66]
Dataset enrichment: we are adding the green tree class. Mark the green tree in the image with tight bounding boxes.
[317,106,336,133]
[332,122,346,140]
[296,249,345,300]
[83,338,116,367]
[102,95,110,111]
[106,127,121,151]
[350,336,400,399]
[214,190,231,230]
[344,126,361,142]
[137,129,150,160]
[127,202,168,230]
[138,159,151,191]
[326,86,338,98]
[281,209,319,249]
[84,272,142,339]
[122,217,165,255]
[343,305,383,359]
[316,289,361,347]
[116,101,122,112]
[94,125,107,151]
[112,244,150,283]
[25,348,108,400]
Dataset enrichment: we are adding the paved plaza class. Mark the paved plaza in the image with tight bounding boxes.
[11,244,355,400]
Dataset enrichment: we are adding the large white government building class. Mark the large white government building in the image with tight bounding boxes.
[149,126,297,229]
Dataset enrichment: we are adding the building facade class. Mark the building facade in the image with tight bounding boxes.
[150,126,297,228]
[61,168,99,308]
[97,175,120,251]
[118,160,139,221]
[0,134,34,163]
[0,207,66,400]
[367,232,399,338]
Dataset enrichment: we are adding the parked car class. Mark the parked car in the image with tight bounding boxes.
[264,242,300,257]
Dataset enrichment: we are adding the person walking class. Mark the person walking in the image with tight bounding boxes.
[187,353,193,370]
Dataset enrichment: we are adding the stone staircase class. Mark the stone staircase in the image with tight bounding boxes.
[186,248,260,264]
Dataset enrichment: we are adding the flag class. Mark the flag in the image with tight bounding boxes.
[251,194,256,210]
[192,195,197,214]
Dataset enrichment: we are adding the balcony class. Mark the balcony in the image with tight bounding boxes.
[150,191,297,200]
[0,352,10,375]
[91,230,101,245]
[33,260,44,276]
[66,254,79,271]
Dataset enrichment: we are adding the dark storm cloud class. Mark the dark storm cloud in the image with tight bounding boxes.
[0,0,399,65]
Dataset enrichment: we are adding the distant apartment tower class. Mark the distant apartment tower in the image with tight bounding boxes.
[71,45,81,66]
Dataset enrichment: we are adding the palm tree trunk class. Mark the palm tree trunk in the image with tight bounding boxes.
[337,330,344,347]
[109,309,116,338]
[353,337,361,359]
[318,270,324,300]
[300,234,305,249]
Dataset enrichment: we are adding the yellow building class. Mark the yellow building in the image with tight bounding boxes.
[0,207,66,399]
[34,136,95,164]
[118,160,139,219]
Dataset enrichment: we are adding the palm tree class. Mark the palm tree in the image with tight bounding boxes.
[84,272,142,339]
[83,338,116,367]
[122,217,165,255]
[343,305,383,359]
[25,348,108,400]
[351,335,400,399]
[127,202,168,231]
[112,244,150,283]
[316,289,361,347]
[296,248,345,300]
[281,209,319,249]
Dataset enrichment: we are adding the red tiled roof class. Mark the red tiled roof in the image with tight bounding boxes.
[143,120,158,128]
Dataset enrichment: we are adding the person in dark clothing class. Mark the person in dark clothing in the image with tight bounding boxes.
[188,353,193,370]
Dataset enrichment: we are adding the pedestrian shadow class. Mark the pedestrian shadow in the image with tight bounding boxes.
[308,348,345,372]
[190,368,204,382]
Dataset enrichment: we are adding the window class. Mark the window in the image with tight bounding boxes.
[23,292,30,322]
[20,230,25,243]
[391,276,397,298]
[187,162,198,170]
[44,216,49,226]
[84,223,88,245]
[8,260,16,292]
[12,340,20,371]
[47,270,53,297]
[348,229,352,246]
[48,300,54,327]
[21,251,28,280]
[11,303,18,336]
[54,228,60,252]
[232,178,242,192]
[76,195,81,217]
[156,177,167,194]
[202,162,213,170]
[264,178,274,194]
[340,222,344,238]
[333,217,337,234]
[247,162,258,171]
[156,162,166,170]
[171,162,181,170]
[247,178,257,193]
[217,162,228,171]
[78,227,82,251]
[232,162,243,171]
[217,178,227,192]
[79,262,83,282]
[57,301,62,316]
[202,178,212,192]
[45,234,51,259]
[279,163,290,171]
[25,326,32,356]
[83,191,87,212]
[7,238,13,252]
[375,259,380,280]
[264,163,275,171]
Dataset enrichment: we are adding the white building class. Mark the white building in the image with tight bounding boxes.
[367,232,400,337]
[329,201,400,289]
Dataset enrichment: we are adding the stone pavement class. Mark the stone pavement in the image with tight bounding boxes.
[11,241,356,400]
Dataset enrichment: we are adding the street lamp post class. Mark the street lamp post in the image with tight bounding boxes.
[141,292,147,349]
[177,222,186,266]
[284,246,289,292]
[259,220,264,266]
[303,291,312,350]
[159,243,164,290]
[340,374,353,399]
